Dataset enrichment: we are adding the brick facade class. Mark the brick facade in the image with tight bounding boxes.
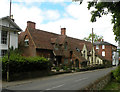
[94,40,117,64]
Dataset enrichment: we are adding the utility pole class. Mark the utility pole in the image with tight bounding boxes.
[91,28,94,65]
[7,0,11,82]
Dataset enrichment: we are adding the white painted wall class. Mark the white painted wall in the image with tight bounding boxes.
[0,18,19,57]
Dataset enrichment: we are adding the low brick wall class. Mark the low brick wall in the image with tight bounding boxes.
[81,72,111,90]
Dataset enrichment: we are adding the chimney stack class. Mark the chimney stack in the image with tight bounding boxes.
[61,28,66,35]
[98,39,101,42]
[27,21,36,29]
[102,39,104,42]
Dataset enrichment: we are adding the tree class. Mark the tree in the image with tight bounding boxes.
[83,33,103,42]
[73,0,120,41]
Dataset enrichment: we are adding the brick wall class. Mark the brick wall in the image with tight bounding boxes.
[94,45,113,64]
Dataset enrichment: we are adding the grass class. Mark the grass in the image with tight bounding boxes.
[103,80,120,91]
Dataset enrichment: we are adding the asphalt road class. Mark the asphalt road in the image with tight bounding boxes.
[3,67,116,91]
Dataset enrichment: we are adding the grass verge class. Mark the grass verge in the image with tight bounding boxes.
[102,80,120,91]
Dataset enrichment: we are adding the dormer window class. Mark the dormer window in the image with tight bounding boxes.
[55,44,58,50]
[76,48,80,52]
[64,42,67,50]
[24,39,29,46]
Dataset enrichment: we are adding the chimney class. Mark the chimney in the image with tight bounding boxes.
[27,21,36,29]
[98,39,101,42]
[61,28,66,35]
[102,39,104,42]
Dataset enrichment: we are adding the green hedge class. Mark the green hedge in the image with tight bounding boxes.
[2,52,51,78]
[112,65,120,83]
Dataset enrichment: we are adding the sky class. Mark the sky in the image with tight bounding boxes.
[0,0,118,46]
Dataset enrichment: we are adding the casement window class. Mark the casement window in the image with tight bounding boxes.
[1,31,7,44]
[96,45,99,49]
[24,39,29,46]
[1,50,7,57]
[102,45,105,49]
[64,42,67,50]
[102,51,105,56]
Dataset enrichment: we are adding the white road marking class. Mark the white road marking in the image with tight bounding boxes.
[75,77,88,82]
[46,84,64,90]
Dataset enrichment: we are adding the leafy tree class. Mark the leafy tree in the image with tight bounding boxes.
[73,0,120,41]
[83,33,103,42]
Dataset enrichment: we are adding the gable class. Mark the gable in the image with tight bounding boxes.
[0,16,22,32]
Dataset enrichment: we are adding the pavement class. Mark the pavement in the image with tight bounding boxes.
[2,67,117,91]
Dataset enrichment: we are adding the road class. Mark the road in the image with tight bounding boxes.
[3,67,116,91]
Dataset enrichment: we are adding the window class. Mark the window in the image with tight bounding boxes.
[96,45,99,49]
[55,44,58,50]
[83,50,85,57]
[1,50,7,57]
[102,51,105,56]
[14,31,17,34]
[24,39,29,46]
[64,58,68,64]
[1,31,7,44]
[76,48,80,52]
[102,45,105,49]
[64,42,67,50]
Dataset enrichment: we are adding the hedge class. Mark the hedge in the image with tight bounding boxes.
[112,65,120,83]
[2,51,51,78]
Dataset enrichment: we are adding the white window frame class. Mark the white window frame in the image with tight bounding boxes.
[102,51,105,56]
[96,45,99,49]
[1,50,7,57]
[24,39,29,46]
[1,31,8,44]
[102,45,105,49]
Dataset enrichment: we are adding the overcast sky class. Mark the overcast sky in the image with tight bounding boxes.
[0,0,118,46]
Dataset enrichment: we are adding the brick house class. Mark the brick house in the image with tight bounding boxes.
[19,21,106,68]
[94,39,117,65]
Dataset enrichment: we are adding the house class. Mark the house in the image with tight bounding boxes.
[19,21,107,68]
[94,39,118,65]
[0,16,22,57]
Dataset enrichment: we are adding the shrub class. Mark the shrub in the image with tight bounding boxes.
[56,67,60,71]
[112,65,120,83]
[2,51,51,78]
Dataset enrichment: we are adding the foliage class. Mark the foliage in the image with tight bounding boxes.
[2,50,50,78]
[56,67,60,71]
[83,33,103,42]
[103,80,120,90]
[112,65,120,83]
[87,1,120,41]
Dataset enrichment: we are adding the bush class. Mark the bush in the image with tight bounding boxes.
[2,51,51,78]
[112,65,120,83]
[56,67,60,71]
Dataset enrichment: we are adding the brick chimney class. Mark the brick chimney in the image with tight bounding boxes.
[27,21,36,29]
[102,39,104,42]
[61,28,66,35]
[98,39,101,42]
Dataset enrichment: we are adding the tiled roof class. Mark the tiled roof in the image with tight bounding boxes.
[19,27,105,62]
[94,41,117,47]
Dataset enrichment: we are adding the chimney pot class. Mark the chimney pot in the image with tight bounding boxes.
[27,21,36,29]
[61,28,66,35]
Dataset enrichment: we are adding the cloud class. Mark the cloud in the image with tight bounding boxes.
[0,0,117,46]
[44,10,60,20]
